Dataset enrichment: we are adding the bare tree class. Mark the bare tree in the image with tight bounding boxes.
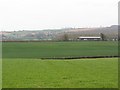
[63,34,69,41]
[100,33,105,41]
[55,33,69,41]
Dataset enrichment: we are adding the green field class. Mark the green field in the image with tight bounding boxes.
[2,41,118,88]
[3,58,118,88]
[3,41,118,58]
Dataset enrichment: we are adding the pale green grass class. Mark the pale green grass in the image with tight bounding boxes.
[3,58,118,88]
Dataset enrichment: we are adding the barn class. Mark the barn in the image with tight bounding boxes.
[77,36,102,41]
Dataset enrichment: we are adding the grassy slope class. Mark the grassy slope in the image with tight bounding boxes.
[2,41,118,88]
[3,58,118,88]
[2,41,118,58]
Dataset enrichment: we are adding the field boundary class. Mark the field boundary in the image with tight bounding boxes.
[41,55,119,60]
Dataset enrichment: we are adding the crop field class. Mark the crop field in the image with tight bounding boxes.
[2,41,118,88]
[2,41,118,58]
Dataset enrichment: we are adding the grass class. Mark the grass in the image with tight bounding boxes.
[2,41,118,88]
[3,58,118,88]
[2,41,118,58]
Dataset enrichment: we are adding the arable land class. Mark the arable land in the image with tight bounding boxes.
[2,41,118,88]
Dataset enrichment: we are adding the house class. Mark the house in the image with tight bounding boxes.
[77,36,102,41]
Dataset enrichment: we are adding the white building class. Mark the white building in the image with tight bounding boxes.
[78,36,101,41]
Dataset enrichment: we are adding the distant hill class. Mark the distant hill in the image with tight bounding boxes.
[1,25,118,41]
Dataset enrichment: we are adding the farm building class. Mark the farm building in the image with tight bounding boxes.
[77,36,102,41]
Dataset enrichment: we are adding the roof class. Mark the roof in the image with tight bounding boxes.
[78,36,101,39]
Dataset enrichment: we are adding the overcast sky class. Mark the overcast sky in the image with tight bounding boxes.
[0,0,119,31]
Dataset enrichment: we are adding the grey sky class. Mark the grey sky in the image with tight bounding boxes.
[0,0,119,31]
